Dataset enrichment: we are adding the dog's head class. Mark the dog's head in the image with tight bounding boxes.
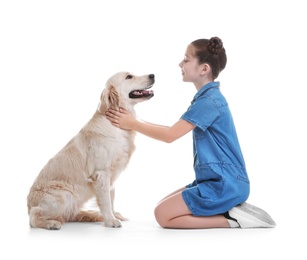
[98,72,155,113]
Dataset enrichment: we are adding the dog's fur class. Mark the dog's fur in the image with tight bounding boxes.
[27,72,154,229]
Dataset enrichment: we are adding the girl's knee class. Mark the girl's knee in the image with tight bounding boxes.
[154,205,167,228]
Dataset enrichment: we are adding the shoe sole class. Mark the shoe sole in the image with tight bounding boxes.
[229,202,276,228]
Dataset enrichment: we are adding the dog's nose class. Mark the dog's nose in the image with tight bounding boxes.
[149,74,155,79]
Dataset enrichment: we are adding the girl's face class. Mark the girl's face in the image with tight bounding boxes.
[179,44,202,83]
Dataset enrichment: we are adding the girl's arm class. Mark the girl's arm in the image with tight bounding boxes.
[105,108,195,143]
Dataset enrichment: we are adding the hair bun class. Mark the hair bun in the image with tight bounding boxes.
[207,37,224,54]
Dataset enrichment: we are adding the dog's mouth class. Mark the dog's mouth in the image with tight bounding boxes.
[129,85,154,99]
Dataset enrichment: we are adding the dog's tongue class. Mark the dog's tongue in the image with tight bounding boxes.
[132,90,153,96]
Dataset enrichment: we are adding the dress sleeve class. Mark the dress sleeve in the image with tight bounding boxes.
[180,97,220,131]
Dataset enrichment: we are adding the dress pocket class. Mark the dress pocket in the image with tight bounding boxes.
[195,163,225,197]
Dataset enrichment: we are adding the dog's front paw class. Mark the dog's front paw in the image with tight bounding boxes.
[114,212,128,221]
[104,218,122,228]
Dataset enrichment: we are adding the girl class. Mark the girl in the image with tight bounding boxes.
[106,37,276,229]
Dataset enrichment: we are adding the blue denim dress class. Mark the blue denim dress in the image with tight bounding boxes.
[181,81,250,216]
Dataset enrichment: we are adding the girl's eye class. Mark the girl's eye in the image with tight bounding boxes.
[126,75,133,79]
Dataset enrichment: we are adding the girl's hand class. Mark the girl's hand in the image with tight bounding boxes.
[105,108,135,130]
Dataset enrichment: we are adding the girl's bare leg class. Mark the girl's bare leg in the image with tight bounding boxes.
[157,187,186,203]
[154,190,230,229]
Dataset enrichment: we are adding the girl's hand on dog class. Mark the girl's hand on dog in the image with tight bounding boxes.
[106,108,135,130]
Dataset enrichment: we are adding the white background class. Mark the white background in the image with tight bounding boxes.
[0,0,306,259]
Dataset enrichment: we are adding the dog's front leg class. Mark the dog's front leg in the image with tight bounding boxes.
[110,189,128,221]
[93,170,122,228]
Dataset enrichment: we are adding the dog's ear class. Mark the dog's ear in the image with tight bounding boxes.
[98,84,119,113]
[107,85,120,110]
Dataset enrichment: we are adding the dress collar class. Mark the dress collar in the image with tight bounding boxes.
[192,81,220,102]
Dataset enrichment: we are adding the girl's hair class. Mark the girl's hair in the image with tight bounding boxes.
[191,37,227,80]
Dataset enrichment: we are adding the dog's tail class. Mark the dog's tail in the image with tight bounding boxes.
[70,210,104,222]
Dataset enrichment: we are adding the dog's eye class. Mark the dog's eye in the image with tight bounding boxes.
[125,75,133,79]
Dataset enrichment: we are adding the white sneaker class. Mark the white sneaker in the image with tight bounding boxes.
[228,202,276,228]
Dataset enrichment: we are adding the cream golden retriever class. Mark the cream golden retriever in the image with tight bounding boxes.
[27,72,155,229]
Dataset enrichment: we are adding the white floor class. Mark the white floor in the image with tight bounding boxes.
[25,221,281,258]
[2,195,305,260]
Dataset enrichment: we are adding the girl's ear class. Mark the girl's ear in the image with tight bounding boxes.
[200,63,211,75]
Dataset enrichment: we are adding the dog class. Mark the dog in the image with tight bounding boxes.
[27,72,155,229]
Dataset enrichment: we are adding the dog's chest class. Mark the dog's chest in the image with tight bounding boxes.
[113,131,136,155]
[95,129,136,162]
[107,131,136,182]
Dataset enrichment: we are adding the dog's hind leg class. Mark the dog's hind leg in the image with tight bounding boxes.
[28,188,78,230]
[29,206,62,230]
